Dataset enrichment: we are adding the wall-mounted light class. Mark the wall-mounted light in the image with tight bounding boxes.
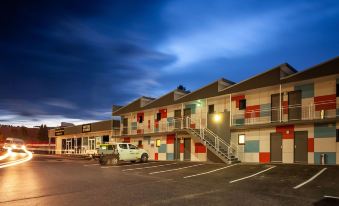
[213,113,222,123]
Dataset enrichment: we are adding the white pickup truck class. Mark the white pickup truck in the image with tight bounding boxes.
[97,143,149,165]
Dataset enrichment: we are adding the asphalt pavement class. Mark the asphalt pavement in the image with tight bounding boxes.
[0,154,339,206]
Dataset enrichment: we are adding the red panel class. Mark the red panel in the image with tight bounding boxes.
[314,94,336,111]
[180,143,184,153]
[245,105,260,118]
[166,134,175,144]
[276,125,294,139]
[259,152,270,163]
[154,153,158,160]
[231,95,245,108]
[137,129,143,134]
[283,101,288,114]
[159,109,167,118]
[123,137,130,143]
[190,124,196,129]
[154,120,159,128]
[195,143,206,153]
[308,138,314,152]
[137,112,144,122]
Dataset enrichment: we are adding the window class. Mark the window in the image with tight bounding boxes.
[138,115,143,123]
[239,99,246,110]
[156,113,161,121]
[208,104,215,114]
[337,129,339,142]
[107,145,113,150]
[138,140,143,147]
[238,134,245,145]
[102,135,109,143]
[156,139,161,147]
[337,83,339,97]
[119,144,128,149]
[128,144,137,149]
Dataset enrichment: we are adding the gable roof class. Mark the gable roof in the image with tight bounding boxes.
[175,78,235,103]
[281,56,339,83]
[219,63,297,95]
[113,96,155,116]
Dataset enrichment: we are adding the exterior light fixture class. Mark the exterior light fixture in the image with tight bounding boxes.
[213,114,222,122]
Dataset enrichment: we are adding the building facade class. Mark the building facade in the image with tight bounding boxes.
[49,57,339,165]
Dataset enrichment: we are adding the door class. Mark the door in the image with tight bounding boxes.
[123,118,128,135]
[174,137,181,160]
[66,139,72,154]
[174,109,182,129]
[288,91,302,121]
[118,143,131,160]
[183,138,191,161]
[128,144,139,160]
[62,139,66,154]
[294,131,308,163]
[270,133,282,162]
[88,138,96,152]
[271,93,282,122]
[183,108,191,128]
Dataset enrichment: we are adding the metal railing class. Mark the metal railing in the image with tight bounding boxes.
[231,101,338,126]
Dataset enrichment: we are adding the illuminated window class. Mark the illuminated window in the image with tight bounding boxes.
[156,139,161,147]
[238,134,245,145]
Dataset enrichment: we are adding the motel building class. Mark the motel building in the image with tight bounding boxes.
[49,56,339,165]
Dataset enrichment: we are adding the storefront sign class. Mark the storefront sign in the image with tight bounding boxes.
[55,128,64,136]
[82,124,91,133]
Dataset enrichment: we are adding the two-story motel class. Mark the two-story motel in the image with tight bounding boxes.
[49,56,339,165]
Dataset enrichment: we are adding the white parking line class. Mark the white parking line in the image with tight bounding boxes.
[229,165,276,183]
[324,195,339,199]
[122,163,177,171]
[293,168,327,189]
[83,163,99,166]
[149,164,204,175]
[101,162,157,169]
[183,164,239,179]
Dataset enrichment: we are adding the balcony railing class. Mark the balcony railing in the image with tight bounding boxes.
[231,101,338,126]
[114,117,204,136]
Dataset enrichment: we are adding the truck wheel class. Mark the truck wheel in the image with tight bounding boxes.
[141,154,148,163]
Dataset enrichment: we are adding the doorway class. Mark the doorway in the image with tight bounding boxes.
[288,90,302,121]
[271,93,282,122]
[294,131,308,163]
[174,137,181,160]
[174,109,182,129]
[183,138,191,161]
[183,108,191,128]
[66,139,72,154]
[270,133,282,162]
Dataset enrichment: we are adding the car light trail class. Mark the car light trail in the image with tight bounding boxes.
[0,148,33,169]
[0,148,12,161]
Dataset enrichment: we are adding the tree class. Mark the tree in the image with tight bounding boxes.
[177,85,190,92]
[38,124,49,142]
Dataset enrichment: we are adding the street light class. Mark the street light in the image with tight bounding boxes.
[213,113,222,123]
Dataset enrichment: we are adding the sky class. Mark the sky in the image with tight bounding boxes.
[0,0,338,127]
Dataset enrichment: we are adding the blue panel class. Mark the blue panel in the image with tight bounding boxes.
[260,103,271,117]
[167,117,174,126]
[314,123,336,138]
[235,118,244,125]
[314,152,336,165]
[158,144,167,153]
[245,140,259,153]
[166,153,174,160]
[185,104,196,114]
[131,122,137,130]
[295,83,314,98]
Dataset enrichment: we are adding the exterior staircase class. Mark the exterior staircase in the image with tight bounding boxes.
[185,127,239,164]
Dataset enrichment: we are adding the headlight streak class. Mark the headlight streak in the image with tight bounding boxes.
[0,148,33,169]
[0,148,12,161]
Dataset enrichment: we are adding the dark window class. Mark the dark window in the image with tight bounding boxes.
[239,99,246,110]
[103,135,109,142]
[337,129,339,142]
[128,144,137,149]
[107,145,113,150]
[119,144,128,149]
[138,115,143,123]
[208,104,214,114]
[156,113,161,121]
[138,140,143,147]
[336,84,339,97]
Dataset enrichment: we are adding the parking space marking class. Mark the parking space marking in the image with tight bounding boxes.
[324,195,339,199]
[122,163,177,171]
[83,163,99,166]
[101,162,157,169]
[293,168,327,189]
[149,164,204,175]
[229,165,276,183]
[183,163,238,179]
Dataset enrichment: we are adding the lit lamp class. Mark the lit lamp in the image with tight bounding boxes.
[213,113,222,123]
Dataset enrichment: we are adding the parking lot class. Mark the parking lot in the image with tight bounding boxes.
[1,155,339,206]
